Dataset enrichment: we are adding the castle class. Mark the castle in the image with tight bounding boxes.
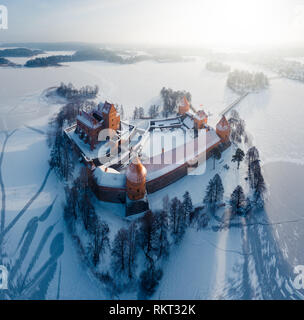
[65,96,231,216]
[75,101,120,150]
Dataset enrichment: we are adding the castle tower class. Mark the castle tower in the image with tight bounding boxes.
[101,101,121,131]
[178,96,190,115]
[125,157,149,216]
[126,157,147,200]
[216,115,231,143]
[194,110,208,129]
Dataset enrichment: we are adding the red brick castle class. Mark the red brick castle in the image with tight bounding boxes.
[75,101,120,150]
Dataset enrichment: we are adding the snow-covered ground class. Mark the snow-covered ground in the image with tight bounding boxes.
[1,55,304,299]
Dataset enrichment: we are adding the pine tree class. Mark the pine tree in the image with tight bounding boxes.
[63,185,78,232]
[246,147,260,186]
[169,197,180,235]
[49,131,62,173]
[139,211,157,268]
[232,148,245,169]
[182,191,193,225]
[162,195,170,214]
[126,222,138,279]
[212,147,221,170]
[175,201,186,243]
[204,178,216,209]
[203,174,224,211]
[230,185,246,215]
[228,111,246,144]
[138,107,145,119]
[133,107,139,120]
[246,146,259,165]
[213,174,224,203]
[253,167,266,208]
[153,210,169,259]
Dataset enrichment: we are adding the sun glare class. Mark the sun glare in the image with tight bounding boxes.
[184,0,289,47]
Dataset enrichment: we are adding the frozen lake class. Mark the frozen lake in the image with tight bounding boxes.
[1,55,304,298]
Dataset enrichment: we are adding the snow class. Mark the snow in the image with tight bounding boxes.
[77,114,103,129]
[94,166,126,188]
[183,116,194,129]
[1,54,304,299]
[0,128,108,299]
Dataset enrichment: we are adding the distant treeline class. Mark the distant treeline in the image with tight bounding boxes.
[24,47,186,68]
[227,69,269,94]
[0,47,43,57]
[0,57,21,67]
[24,49,140,67]
[56,82,99,100]
[25,54,73,67]
[261,58,304,82]
[206,61,230,72]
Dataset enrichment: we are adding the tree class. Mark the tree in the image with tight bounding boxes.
[126,222,138,279]
[139,267,163,297]
[246,146,259,165]
[49,131,74,181]
[228,111,246,144]
[111,228,128,274]
[182,191,193,225]
[148,104,160,118]
[153,210,169,259]
[138,107,145,119]
[203,174,224,211]
[168,197,187,242]
[251,162,266,208]
[89,218,110,266]
[175,200,187,243]
[118,104,124,120]
[196,212,210,230]
[133,107,139,120]
[169,197,180,236]
[232,148,245,169]
[246,146,260,185]
[63,184,79,232]
[162,195,170,214]
[74,168,96,232]
[63,167,94,233]
[248,159,258,188]
[160,87,192,117]
[212,147,221,170]
[133,106,145,119]
[138,211,157,268]
[230,185,246,215]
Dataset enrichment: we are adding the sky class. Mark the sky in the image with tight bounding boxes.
[1,0,304,48]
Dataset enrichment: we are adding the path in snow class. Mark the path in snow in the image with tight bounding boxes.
[0,131,17,234]
[0,127,108,299]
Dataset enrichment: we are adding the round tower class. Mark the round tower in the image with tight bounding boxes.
[216,116,230,143]
[126,157,147,201]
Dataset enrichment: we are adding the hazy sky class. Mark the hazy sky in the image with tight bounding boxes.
[1,0,304,47]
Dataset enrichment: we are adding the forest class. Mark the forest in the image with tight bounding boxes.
[227,69,269,94]
[206,61,230,72]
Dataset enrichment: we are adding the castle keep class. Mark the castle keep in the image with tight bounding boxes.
[65,97,231,216]
[75,101,120,150]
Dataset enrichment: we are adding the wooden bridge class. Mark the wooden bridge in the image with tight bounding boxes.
[219,92,249,116]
